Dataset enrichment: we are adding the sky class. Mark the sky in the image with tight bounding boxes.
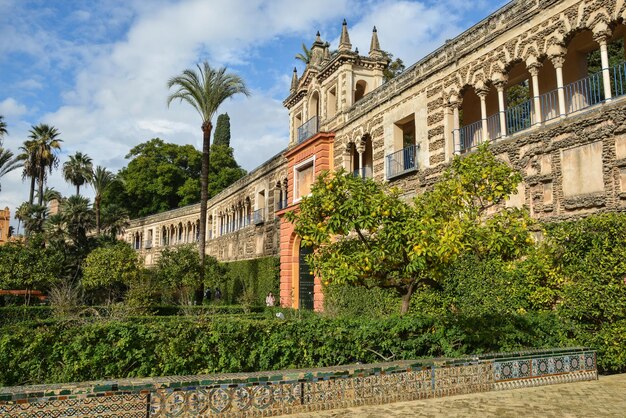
[0,0,506,227]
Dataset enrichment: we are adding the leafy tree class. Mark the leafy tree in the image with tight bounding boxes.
[287,145,532,314]
[0,147,24,192]
[382,50,405,82]
[25,124,63,206]
[0,242,60,292]
[167,61,250,301]
[82,242,141,303]
[90,166,115,235]
[213,113,231,147]
[156,244,203,303]
[62,152,93,196]
[208,143,246,197]
[107,138,202,218]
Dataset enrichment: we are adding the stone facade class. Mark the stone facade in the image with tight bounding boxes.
[126,0,626,310]
[0,348,597,417]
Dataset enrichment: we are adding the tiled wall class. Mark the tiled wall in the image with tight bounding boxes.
[0,348,597,417]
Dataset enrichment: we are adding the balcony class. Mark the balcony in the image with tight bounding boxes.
[297,116,319,144]
[455,63,626,154]
[386,144,418,179]
[253,208,265,225]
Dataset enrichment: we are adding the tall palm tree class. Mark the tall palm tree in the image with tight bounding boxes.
[167,61,249,299]
[15,202,30,236]
[90,165,115,236]
[26,124,63,206]
[0,115,7,142]
[63,151,93,196]
[61,195,95,246]
[101,203,130,238]
[19,140,38,205]
[0,147,24,192]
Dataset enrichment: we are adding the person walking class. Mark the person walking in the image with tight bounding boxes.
[265,292,275,307]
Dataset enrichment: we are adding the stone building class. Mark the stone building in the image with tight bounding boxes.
[127,0,626,310]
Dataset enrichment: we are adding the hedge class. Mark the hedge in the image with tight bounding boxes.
[217,257,280,304]
[0,311,574,387]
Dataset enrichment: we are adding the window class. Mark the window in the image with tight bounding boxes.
[355,80,367,102]
[387,114,418,179]
[294,158,315,201]
[327,86,337,117]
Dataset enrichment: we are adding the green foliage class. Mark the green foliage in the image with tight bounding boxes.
[213,113,231,147]
[82,242,141,303]
[208,144,246,198]
[382,50,405,82]
[155,245,204,302]
[0,242,60,291]
[323,285,400,318]
[218,257,280,305]
[287,145,531,313]
[104,138,202,218]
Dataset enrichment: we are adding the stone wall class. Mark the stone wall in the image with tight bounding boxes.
[0,348,597,417]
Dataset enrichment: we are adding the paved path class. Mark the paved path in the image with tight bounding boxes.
[281,374,626,417]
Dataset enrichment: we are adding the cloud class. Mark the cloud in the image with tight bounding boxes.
[0,98,27,118]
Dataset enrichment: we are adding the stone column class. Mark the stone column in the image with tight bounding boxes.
[493,72,508,139]
[476,83,489,143]
[450,94,461,154]
[527,59,543,125]
[549,45,567,118]
[356,139,365,178]
[594,30,613,101]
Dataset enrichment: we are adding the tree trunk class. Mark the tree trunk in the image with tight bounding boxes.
[37,170,44,206]
[28,176,35,205]
[76,184,80,197]
[95,196,101,236]
[400,281,416,315]
[197,121,213,304]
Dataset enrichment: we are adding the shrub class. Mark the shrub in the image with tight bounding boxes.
[217,257,279,305]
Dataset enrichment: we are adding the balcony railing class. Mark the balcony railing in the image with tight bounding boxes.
[352,166,373,178]
[612,61,626,98]
[539,89,560,122]
[506,98,533,136]
[487,113,501,141]
[386,144,418,179]
[297,116,319,144]
[253,208,265,225]
[564,70,604,115]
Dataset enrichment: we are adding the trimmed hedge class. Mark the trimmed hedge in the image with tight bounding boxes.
[0,311,569,387]
[217,257,280,304]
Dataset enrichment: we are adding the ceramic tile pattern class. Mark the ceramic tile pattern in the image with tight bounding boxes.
[0,347,597,417]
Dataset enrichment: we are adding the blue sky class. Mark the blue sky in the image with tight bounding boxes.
[0,0,505,226]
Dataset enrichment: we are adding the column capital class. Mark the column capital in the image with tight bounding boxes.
[526,55,542,76]
[592,21,612,44]
[475,81,489,98]
[448,94,462,109]
[547,44,566,68]
[492,71,508,90]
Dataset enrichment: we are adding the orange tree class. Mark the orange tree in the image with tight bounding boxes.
[286,145,534,314]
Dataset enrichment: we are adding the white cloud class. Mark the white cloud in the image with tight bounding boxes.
[0,98,27,118]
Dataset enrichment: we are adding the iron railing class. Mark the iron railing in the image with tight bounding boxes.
[386,144,418,179]
[253,208,265,225]
[539,89,560,122]
[612,61,626,98]
[564,70,604,114]
[487,113,501,141]
[297,116,319,143]
[459,119,482,153]
[506,98,533,136]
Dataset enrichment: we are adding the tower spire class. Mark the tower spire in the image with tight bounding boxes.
[369,26,383,59]
[338,19,352,52]
[290,67,298,92]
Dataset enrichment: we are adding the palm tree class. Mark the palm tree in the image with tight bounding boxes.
[19,140,38,205]
[101,203,130,238]
[22,204,49,236]
[63,152,93,196]
[167,61,249,300]
[295,43,312,64]
[0,115,7,142]
[14,202,30,236]
[0,147,24,192]
[90,165,115,236]
[26,124,63,206]
[61,195,95,246]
